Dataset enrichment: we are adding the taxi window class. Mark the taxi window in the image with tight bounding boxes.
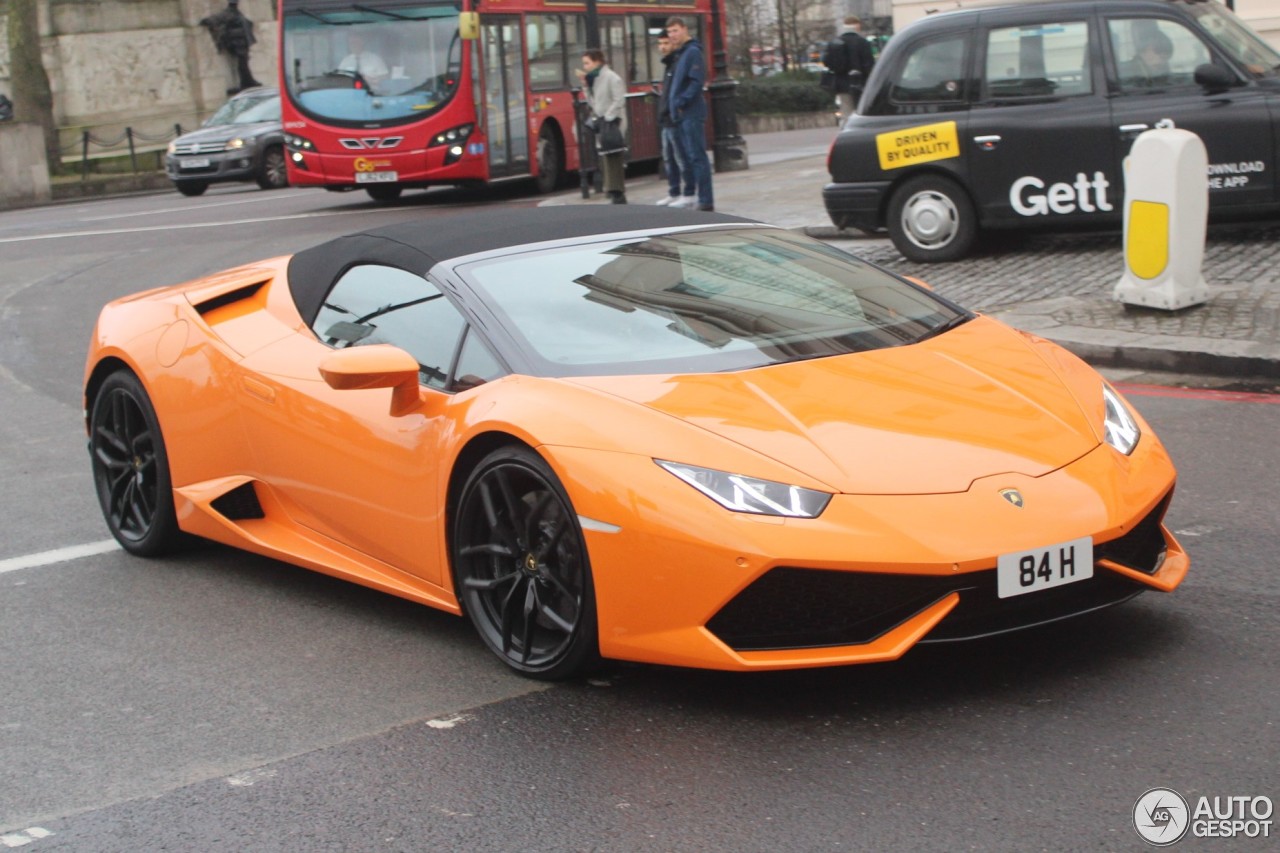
[985,21,1091,98]
[1108,18,1211,92]
[888,35,969,107]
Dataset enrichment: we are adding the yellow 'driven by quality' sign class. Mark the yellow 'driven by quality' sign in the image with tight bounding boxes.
[876,121,960,170]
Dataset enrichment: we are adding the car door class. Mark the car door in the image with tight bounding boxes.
[1104,13,1276,209]
[234,265,476,582]
[965,12,1120,227]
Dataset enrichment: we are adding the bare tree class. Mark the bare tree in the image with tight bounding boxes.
[724,0,773,77]
[778,0,835,69]
[6,0,60,166]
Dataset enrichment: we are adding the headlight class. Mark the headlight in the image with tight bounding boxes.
[166,141,177,155]
[429,123,474,147]
[228,137,246,150]
[656,460,831,518]
[1103,385,1140,455]
[284,132,316,151]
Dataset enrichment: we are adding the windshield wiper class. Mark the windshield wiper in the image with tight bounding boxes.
[294,7,339,24]
[916,312,973,343]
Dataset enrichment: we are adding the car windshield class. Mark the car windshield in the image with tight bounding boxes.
[461,227,969,377]
[1190,0,1280,79]
[282,3,462,125]
[205,94,280,126]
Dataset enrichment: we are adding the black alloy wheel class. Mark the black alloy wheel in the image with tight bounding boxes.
[257,146,289,189]
[454,446,598,679]
[89,371,181,556]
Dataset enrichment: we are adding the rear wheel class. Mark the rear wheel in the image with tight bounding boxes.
[175,182,208,197]
[256,146,288,189]
[886,174,977,263]
[534,125,563,194]
[453,446,599,679]
[365,184,403,202]
[89,371,181,556]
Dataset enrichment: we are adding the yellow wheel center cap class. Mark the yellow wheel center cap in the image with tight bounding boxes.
[524,553,538,572]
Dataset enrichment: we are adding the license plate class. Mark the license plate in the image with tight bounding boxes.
[996,536,1092,599]
[356,171,398,183]
[179,158,211,169]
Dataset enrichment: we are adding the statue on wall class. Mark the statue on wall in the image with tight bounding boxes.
[200,0,263,94]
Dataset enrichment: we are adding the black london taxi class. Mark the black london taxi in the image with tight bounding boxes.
[823,0,1280,261]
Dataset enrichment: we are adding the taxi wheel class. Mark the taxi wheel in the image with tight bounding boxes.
[887,175,977,263]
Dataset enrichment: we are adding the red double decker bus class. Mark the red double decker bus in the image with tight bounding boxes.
[277,0,718,201]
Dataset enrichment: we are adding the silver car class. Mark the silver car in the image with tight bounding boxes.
[166,87,287,196]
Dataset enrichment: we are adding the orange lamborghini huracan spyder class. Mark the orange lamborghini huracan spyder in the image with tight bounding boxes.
[85,207,1188,678]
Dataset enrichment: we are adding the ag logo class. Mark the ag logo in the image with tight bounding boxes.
[999,488,1024,508]
[352,157,391,173]
[1134,787,1190,846]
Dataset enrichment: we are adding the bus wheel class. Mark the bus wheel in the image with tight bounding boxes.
[534,125,562,194]
[365,184,403,202]
[886,174,977,263]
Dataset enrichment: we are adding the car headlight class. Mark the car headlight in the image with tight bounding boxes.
[655,460,832,518]
[1103,384,1141,455]
[166,141,177,155]
[228,137,246,150]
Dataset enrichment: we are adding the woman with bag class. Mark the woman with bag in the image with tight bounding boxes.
[578,50,628,204]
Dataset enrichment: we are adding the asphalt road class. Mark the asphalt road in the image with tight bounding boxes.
[1,181,1277,851]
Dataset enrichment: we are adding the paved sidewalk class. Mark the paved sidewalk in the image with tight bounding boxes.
[541,129,1280,380]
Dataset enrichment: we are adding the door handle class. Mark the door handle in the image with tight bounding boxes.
[1118,123,1150,134]
[973,134,1001,151]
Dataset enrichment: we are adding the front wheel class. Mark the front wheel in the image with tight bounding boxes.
[534,125,563,194]
[256,146,289,189]
[365,184,403,202]
[88,371,181,556]
[453,446,599,679]
[886,174,977,263]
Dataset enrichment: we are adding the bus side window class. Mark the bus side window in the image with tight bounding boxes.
[529,15,567,90]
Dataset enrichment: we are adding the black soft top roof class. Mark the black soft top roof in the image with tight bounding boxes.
[287,206,750,328]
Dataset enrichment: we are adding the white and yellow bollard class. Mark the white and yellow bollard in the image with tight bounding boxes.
[1114,128,1209,311]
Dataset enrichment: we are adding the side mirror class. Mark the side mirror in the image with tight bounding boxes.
[1194,62,1236,93]
[319,345,421,416]
[459,12,479,40]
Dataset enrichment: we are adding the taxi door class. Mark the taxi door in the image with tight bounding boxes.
[1104,14,1275,209]
[965,13,1120,227]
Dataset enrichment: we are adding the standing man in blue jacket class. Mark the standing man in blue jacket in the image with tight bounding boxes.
[664,17,713,211]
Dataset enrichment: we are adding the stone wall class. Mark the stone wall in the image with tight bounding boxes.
[0,1,277,155]
[0,121,52,204]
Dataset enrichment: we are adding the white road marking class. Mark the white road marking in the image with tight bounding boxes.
[0,209,390,245]
[80,192,298,222]
[425,713,473,729]
[227,768,278,787]
[0,540,120,575]
[1,828,53,848]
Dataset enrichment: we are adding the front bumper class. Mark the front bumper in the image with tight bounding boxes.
[823,180,891,232]
[167,150,260,184]
[548,438,1187,672]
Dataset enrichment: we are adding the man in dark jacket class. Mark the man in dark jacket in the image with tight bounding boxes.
[201,0,261,94]
[654,33,689,205]
[665,17,713,211]
[827,15,875,126]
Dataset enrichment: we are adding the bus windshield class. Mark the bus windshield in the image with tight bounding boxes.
[282,3,463,126]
